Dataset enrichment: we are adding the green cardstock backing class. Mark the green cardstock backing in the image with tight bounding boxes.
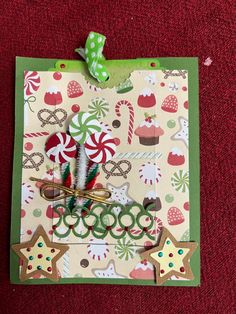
[10,57,200,286]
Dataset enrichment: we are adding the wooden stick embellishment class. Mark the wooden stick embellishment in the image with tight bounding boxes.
[141,228,198,285]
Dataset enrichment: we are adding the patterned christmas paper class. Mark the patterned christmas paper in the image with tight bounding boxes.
[21,69,189,280]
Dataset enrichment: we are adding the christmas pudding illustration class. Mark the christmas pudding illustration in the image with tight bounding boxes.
[129,259,155,280]
[44,86,63,105]
[35,165,62,199]
[161,95,178,113]
[137,88,156,108]
[134,113,164,145]
[167,147,185,166]
[143,190,162,211]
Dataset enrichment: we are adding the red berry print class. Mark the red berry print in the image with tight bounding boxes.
[144,241,153,250]
[114,137,121,146]
[182,86,187,91]
[160,82,165,87]
[184,101,189,109]
[183,202,190,211]
[27,229,32,235]
[24,142,33,151]
[71,104,80,113]
[21,209,26,218]
[53,72,62,80]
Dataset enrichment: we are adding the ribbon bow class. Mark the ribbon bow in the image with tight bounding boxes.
[75,31,109,83]
[30,177,112,205]
[24,96,36,112]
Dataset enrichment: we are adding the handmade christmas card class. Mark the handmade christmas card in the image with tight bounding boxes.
[11,33,200,286]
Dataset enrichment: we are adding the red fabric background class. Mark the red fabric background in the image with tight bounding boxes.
[0,1,235,313]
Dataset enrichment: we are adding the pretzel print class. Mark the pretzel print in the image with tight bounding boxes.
[162,70,187,79]
[22,152,44,171]
[102,160,132,179]
[37,109,67,127]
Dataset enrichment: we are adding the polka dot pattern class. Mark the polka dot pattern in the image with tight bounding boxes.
[84,32,109,82]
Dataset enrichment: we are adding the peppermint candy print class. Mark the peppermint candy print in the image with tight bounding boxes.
[21,183,34,205]
[115,237,136,261]
[99,121,112,135]
[84,132,116,164]
[24,71,40,96]
[171,170,189,192]
[69,112,101,144]
[87,238,109,261]
[45,132,77,164]
[139,162,161,185]
[88,97,109,119]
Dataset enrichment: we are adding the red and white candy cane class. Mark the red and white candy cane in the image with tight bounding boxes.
[115,100,134,144]
[24,132,49,138]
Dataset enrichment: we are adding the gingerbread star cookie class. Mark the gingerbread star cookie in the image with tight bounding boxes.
[92,260,126,279]
[141,228,197,285]
[171,116,188,147]
[12,225,69,281]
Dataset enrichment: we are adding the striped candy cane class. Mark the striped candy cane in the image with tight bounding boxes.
[62,250,70,278]
[60,162,74,211]
[113,152,162,159]
[115,100,134,144]
[85,160,99,190]
[24,132,49,138]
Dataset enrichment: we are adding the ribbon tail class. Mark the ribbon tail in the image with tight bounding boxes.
[75,47,86,60]
[75,31,109,83]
